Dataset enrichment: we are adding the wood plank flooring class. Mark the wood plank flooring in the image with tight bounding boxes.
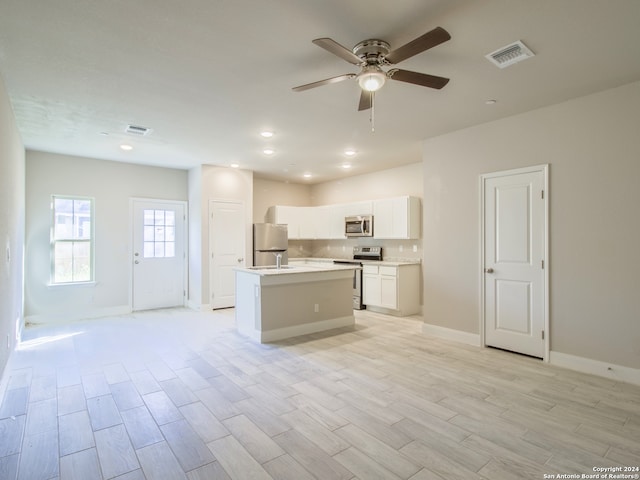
[0,308,638,479]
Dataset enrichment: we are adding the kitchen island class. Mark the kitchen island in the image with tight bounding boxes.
[234,263,359,343]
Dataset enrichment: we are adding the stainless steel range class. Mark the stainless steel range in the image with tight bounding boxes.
[333,246,382,310]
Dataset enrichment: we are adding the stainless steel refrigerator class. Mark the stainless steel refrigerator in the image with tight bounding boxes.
[253,223,289,266]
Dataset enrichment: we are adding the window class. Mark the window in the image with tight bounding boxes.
[51,196,94,283]
[143,209,176,258]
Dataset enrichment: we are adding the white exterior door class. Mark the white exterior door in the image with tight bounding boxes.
[482,166,547,358]
[210,200,245,309]
[132,199,186,311]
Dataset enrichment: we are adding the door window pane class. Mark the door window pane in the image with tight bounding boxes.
[142,209,176,258]
[144,242,155,258]
[144,226,155,242]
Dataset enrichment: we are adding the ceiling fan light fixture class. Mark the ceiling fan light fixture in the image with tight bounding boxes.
[357,66,386,92]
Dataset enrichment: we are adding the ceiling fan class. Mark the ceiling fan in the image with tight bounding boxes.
[292,26,451,111]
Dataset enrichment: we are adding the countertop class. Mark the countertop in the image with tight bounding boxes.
[234,263,359,276]
[289,257,421,267]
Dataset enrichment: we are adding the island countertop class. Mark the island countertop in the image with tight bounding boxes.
[289,257,421,267]
[234,262,359,276]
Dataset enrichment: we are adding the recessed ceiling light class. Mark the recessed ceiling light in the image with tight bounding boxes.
[230,163,239,168]
[344,149,356,157]
[342,163,352,169]
[303,173,312,178]
[485,99,497,105]
[120,144,133,151]
[260,131,274,138]
[99,132,109,136]
[263,148,274,155]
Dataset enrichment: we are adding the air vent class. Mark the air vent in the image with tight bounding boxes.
[485,40,534,69]
[125,124,152,136]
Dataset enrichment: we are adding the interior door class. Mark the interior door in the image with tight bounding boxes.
[132,199,186,311]
[210,200,245,309]
[483,167,547,358]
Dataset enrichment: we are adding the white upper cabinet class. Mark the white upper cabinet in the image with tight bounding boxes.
[266,197,419,240]
[373,196,421,239]
[266,205,302,239]
[323,205,346,239]
[297,206,317,239]
[344,201,373,216]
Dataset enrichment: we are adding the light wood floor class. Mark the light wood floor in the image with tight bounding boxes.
[0,308,638,480]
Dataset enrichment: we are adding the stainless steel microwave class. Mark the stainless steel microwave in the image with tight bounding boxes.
[345,215,373,237]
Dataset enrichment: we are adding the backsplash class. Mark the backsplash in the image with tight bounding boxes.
[289,238,422,262]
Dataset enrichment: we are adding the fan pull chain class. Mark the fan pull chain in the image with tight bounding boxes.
[370,91,376,132]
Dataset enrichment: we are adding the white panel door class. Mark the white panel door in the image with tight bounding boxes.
[483,168,546,358]
[210,200,245,309]
[132,200,186,311]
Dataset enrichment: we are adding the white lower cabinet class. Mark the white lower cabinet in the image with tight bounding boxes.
[363,267,382,308]
[362,263,420,316]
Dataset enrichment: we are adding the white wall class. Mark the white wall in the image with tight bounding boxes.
[25,152,187,323]
[189,165,253,308]
[0,73,24,378]
[253,178,311,223]
[310,162,423,205]
[187,167,203,307]
[423,80,640,371]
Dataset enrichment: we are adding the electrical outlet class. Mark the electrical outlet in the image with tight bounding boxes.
[413,245,418,253]
[314,304,319,313]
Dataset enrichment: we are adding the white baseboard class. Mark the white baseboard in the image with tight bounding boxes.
[25,305,131,325]
[186,300,210,311]
[241,316,355,343]
[549,351,640,386]
[421,322,481,347]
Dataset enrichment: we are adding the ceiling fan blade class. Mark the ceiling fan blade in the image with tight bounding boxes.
[388,69,450,89]
[312,38,363,65]
[358,91,372,111]
[385,26,451,64]
[292,73,356,92]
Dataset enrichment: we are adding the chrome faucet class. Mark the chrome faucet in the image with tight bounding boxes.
[275,253,282,270]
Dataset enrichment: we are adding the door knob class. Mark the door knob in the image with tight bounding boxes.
[485,268,494,273]
[135,260,140,264]
[237,258,244,263]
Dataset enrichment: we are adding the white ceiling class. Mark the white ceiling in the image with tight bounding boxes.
[1,0,639,184]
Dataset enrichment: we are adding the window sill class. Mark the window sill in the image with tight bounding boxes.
[47,281,97,288]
